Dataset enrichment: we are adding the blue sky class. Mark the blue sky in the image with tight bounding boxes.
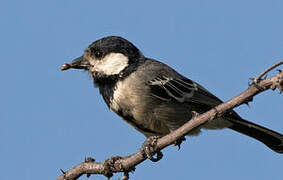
[1,0,283,179]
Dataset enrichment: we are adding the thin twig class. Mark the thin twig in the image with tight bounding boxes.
[253,60,283,83]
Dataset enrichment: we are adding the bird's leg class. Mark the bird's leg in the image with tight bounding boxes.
[172,111,199,150]
[140,136,163,162]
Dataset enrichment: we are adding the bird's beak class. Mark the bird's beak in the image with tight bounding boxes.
[61,56,90,71]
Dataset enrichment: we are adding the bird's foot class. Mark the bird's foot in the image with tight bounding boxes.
[140,136,163,162]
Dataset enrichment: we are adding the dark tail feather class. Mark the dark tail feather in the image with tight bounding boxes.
[228,118,283,153]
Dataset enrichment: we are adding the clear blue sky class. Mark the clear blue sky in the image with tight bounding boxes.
[1,0,283,179]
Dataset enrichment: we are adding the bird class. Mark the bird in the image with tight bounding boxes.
[61,36,283,155]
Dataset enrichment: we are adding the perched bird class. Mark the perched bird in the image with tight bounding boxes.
[61,36,283,154]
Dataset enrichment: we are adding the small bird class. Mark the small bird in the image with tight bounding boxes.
[62,36,283,154]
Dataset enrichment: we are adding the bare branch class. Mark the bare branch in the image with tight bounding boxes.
[253,60,283,83]
[57,62,283,180]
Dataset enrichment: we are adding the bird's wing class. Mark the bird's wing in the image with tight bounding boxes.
[148,76,223,108]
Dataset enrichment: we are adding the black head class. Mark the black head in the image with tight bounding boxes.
[88,36,141,61]
[61,36,144,84]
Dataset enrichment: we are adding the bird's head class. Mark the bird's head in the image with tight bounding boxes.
[61,36,143,84]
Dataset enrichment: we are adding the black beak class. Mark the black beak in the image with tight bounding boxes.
[61,56,90,71]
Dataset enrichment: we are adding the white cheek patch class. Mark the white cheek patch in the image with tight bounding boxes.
[90,53,129,75]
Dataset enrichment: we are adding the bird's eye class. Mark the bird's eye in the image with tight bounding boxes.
[94,50,103,59]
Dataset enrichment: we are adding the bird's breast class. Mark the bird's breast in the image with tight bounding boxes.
[108,75,171,136]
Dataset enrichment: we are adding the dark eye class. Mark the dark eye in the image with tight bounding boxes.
[94,50,103,59]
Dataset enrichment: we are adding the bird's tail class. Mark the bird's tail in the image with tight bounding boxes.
[228,118,283,153]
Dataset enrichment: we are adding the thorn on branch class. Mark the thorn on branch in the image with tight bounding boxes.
[84,157,95,178]
[253,82,265,91]
[192,111,200,118]
[243,96,253,106]
[173,136,186,150]
[104,170,113,180]
[85,157,95,163]
[250,79,265,91]
[250,61,283,92]
[60,168,66,179]
[60,169,66,174]
[244,102,250,108]
[122,172,129,180]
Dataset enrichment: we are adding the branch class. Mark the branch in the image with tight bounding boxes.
[57,61,283,180]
